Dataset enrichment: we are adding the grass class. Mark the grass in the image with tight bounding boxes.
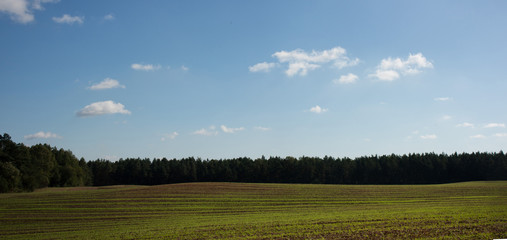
[0,181,506,239]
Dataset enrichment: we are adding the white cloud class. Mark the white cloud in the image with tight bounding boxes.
[456,122,474,128]
[131,63,161,71]
[434,97,451,101]
[88,78,125,90]
[484,123,505,128]
[52,14,84,24]
[254,126,271,131]
[252,46,358,77]
[369,53,433,81]
[249,62,276,72]
[420,134,437,140]
[104,13,114,20]
[334,57,360,69]
[442,115,452,120]
[77,100,131,117]
[494,133,507,137]
[161,132,178,141]
[273,47,354,66]
[221,125,245,133]
[309,105,328,114]
[470,134,486,139]
[32,0,59,10]
[0,0,32,23]
[286,62,320,76]
[181,65,189,71]
[193,127,218,136]
[24,131,62,140]
[0,0,59,23]
[370,69,400,81]
[334,73,358,84]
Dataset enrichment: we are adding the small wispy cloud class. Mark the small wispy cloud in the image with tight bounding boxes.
[193,126,218,136]
[333,73,358,84]
[32,0,60,10]
[456,122,474,128]
[131,63,161,71]
[88,78,125,90]
[309,105,328,114]
[420,134,437,140]
[369,53,433,81]
[104,13,114,20]
[251,46,359,77]
[181,65,189,71]
[494,133,507,137]
[442,115,452,120]
[221,125,245,133]
[249,62,276,73]
[52,14,84,24]
[24,131,62,140]
[470,134,486,139]
[77,100,131,117]
[434,97,451,101]
[484,123,505,128]
[254,126,271,131]
[161,132,179,141]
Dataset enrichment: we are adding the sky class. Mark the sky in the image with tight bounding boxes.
[1,0,506,161]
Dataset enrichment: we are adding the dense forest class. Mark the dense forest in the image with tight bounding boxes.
[0,134,91,193]
[1,133,506,193]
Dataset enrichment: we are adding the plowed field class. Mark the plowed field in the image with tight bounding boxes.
[1,181,506,239]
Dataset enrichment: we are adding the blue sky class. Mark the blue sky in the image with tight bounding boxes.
[1,0,506,161]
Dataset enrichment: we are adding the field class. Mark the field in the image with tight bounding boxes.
[0,181,506,239]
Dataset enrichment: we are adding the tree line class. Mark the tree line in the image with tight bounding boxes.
[0,134,91,192]
[1,133,506,192]
[87,153,506,186]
